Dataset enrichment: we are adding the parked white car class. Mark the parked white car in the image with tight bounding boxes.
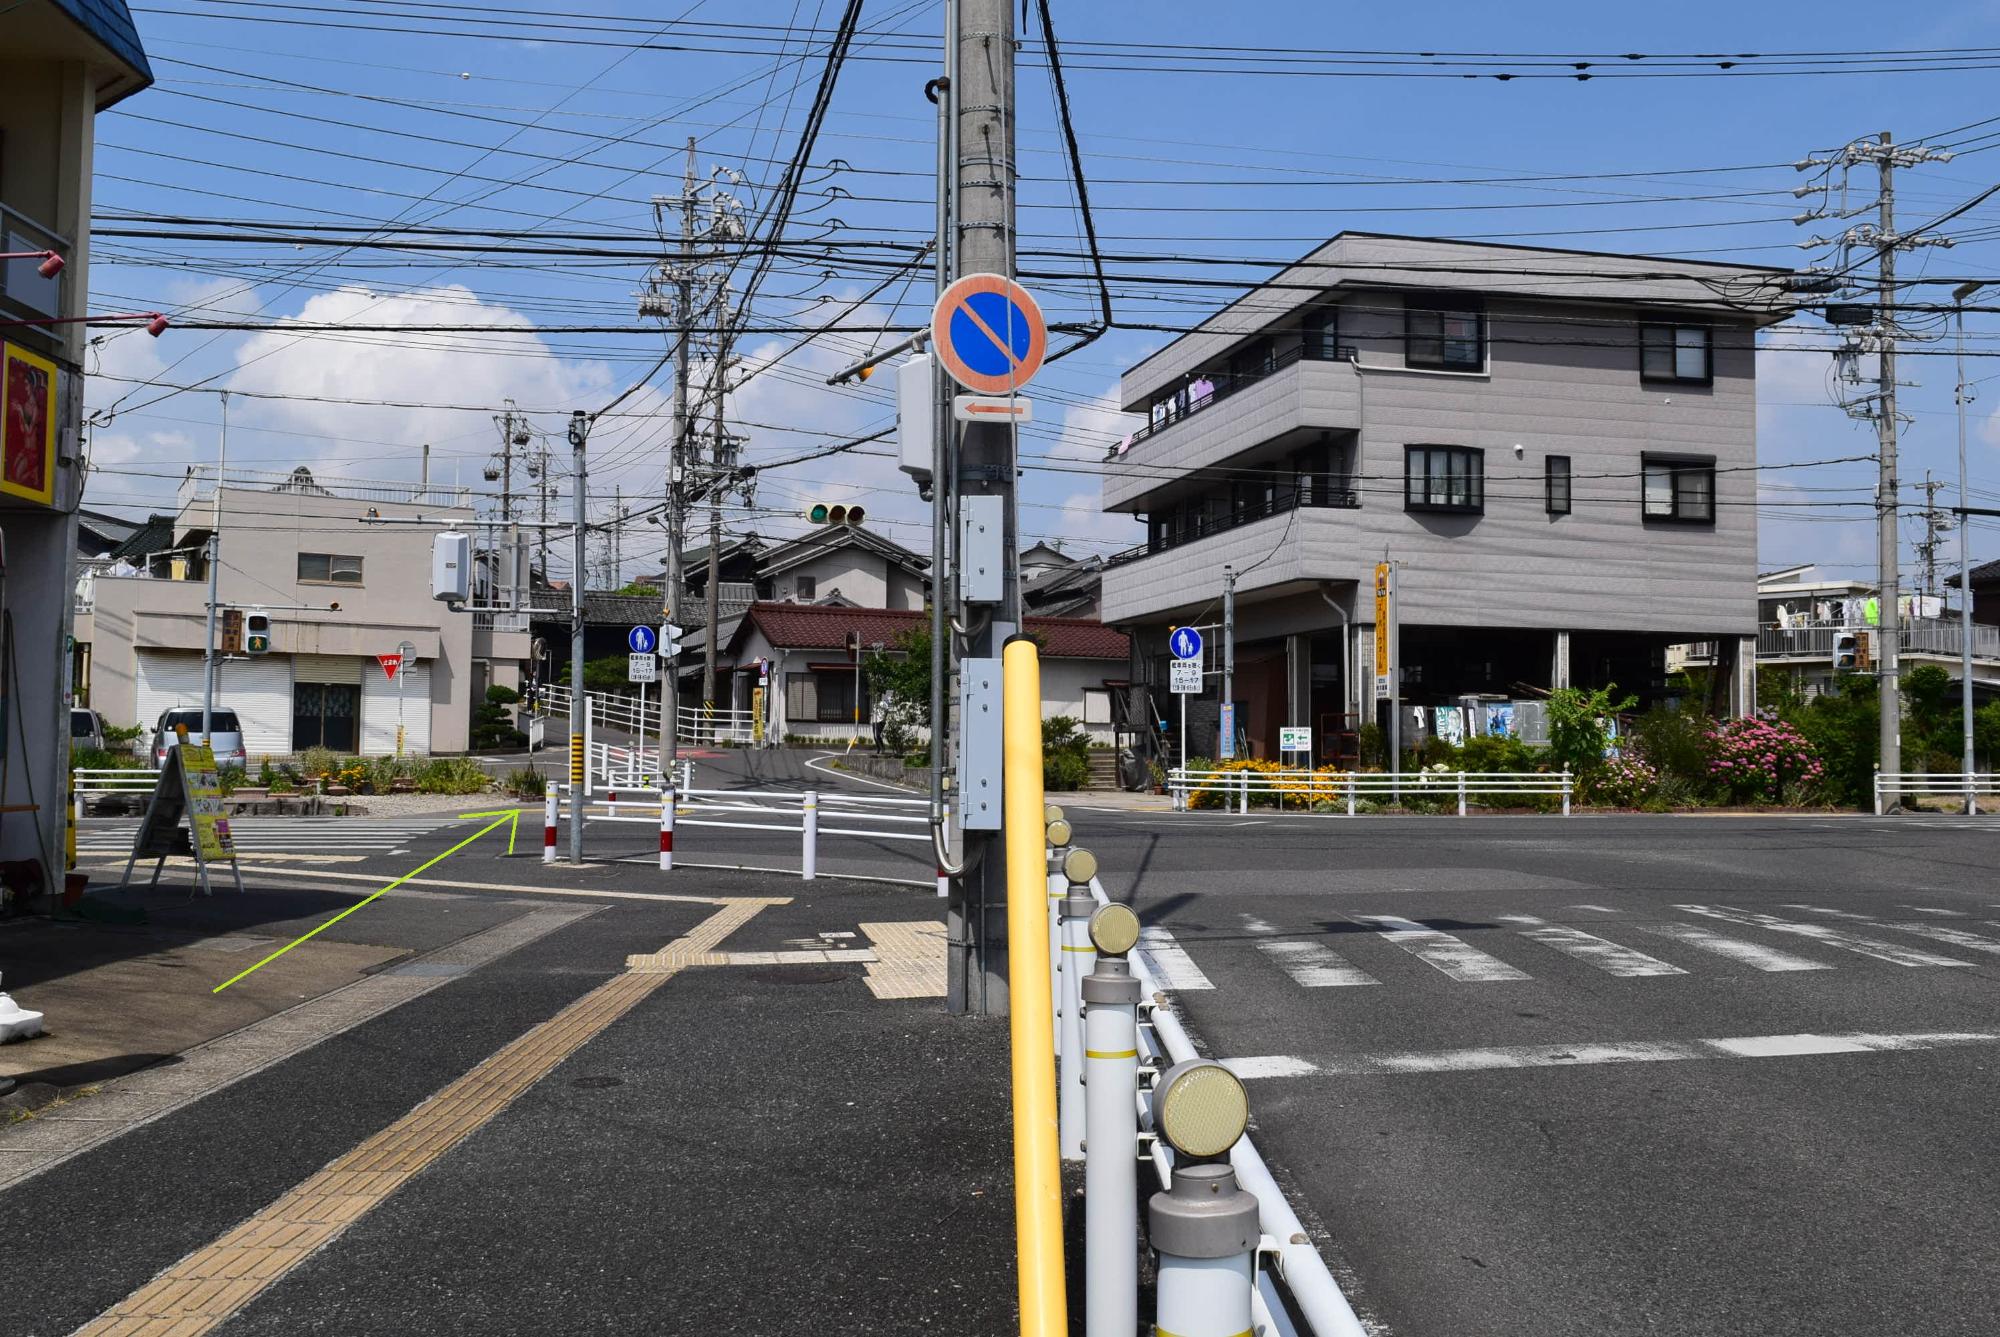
[150,707,248,770]
[70,706,105,752]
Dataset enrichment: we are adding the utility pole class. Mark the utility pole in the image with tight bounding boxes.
[1222,565,1237,757]
[1916,473,1949,599]
[200,391,229,743]
[610,484,624,589]
[948,0,1018,1015]
[1795,131,1952,800]
[567,411,589,862]
[491,400,531,612]
[703,342,728,718]
[647,139,700,773]
[1955,279,1987,809]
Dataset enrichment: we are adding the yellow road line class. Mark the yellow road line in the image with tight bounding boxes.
[76,897,784,1337]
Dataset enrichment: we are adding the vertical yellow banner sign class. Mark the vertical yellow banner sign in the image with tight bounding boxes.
[1373,562,1391,679]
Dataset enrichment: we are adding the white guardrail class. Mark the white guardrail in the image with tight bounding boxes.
[1048,853,1368,1337]
[1874,771,1998,815]
[535,683,760,746]
[72,767,160,815]
[1170,766,1572,816]
[547,783,930,879]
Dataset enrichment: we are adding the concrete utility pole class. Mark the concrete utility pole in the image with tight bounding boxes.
[703,337,730,719]
[567,410,589,862]
[1954,279,1987,809]
[649,139,699,772]
[1222,565,1236,756]
[1874,132,1904,787]
[948,0,1019,1015]
[200,391,229,743]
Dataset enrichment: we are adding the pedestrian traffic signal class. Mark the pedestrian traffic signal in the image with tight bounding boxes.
[244,610,272,656]
[661,622,684,660]
[806,502,865,526]
[1832,631,1858,671]
[220,607,244,655]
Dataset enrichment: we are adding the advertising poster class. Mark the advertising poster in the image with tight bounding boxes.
[2,340,59,507]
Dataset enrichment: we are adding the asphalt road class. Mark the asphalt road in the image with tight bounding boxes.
[47,761,2000,1335]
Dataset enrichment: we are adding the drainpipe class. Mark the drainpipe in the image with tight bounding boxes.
[1320,583,1351,729]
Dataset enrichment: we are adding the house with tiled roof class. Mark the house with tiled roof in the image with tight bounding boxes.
[719,603,1129,744]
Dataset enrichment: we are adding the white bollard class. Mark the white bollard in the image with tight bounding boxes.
[543,790,558,864]
[1083,914,1141,1337]
[1346,772,1356,818]
[1058,888,1095,1162]
[1562,769,1572,817]
[658,787,675,871]
[1152,1163,1260,1337]
[801,788,818,881]
[1458,769,1467,818]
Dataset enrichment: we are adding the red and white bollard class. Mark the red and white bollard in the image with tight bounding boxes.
[542,791,558,864]
[801,789,818,882]
[659,788,676,871]
[936,866,950,899]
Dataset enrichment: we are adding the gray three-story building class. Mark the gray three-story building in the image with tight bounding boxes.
[1099,233,1791,763]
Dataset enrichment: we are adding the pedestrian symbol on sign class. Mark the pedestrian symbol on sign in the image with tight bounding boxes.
[1169,626,1203,661]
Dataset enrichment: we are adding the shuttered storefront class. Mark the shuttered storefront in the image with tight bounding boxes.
[292,654,363,753]
[361,659,431,756]
[134,649,291,757]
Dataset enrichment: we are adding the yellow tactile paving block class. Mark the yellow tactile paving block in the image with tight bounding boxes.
[75,898,779,1337]
[859,921,949,999]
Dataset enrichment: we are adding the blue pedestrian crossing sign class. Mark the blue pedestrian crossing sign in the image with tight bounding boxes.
[1169,626,1203,661]
[931,272,1047,396]
[627,625,657,654]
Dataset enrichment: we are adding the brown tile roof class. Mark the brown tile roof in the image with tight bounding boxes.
[736,602,1128,660]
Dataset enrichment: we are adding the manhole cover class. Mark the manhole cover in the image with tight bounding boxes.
[570,1075,624,1090]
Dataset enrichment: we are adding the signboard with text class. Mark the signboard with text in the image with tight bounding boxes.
[1169,658,1202,694]
[1279,726,1312,754]
[628,652,658,684]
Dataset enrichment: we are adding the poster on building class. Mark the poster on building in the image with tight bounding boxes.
[1,340,59,508]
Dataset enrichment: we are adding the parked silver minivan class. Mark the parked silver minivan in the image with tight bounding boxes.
[150,707,248,770]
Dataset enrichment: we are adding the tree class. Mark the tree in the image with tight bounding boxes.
[1902,664,1958,770]
[1546,683,1638,775]
[612,581,656,598]
[864,628,931,756]
[470,684,528,750]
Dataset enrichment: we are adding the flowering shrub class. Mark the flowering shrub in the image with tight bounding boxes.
[1582,753,1658,807]
[1185,757,1348,809]
[1705,717,1823,802]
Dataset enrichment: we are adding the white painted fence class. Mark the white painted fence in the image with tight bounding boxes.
[1873,771,1999,815]
[549,784,929,879]
[1168,766,1573,816]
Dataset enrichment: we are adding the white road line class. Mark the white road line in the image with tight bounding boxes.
[1676,904,1976,968]
[1637,923,1831,972]
[1228,1030,2000,1080]
[1781,904,1879,922]
[1257,939,1380,988]
[1883,922,2000,956]
[1902,906,1966,917]
[1498,916,1686,977]
[1136,925,1215,991]
[1239,914,1279,936]
[1353,915,1530,982]
[1569,904,1620,914]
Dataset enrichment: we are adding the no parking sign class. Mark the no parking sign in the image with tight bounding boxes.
[931,273,1046,395]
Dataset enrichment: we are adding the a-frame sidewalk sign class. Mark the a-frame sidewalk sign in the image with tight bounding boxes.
[120,734,245,897]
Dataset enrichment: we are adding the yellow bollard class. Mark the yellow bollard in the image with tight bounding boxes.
[1003,637,1068,1336]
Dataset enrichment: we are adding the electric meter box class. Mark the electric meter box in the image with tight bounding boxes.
[432,531,471,603]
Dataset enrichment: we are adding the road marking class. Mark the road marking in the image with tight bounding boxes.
[1901,906,1965,916]
[1569,904,1620,914]
[1136,925,1215,991]
[1498,916,1687,977]
[1636,923,1831,972]
[1256,939,1380,988]
[859,920,948,999]
[1781,903,1878,922]
[1228,1030,2000,1080]
[1676,904,1976,968]
[84,861,728,905]
[1353,915,1530,982]
[1882,922,2000,956]
[1239,914,1279,935]
[74,898,776,1336]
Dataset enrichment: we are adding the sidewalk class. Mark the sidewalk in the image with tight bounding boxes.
[0,857,1026,1334]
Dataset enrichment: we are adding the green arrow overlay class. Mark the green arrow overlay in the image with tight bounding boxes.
[212,809,524,993]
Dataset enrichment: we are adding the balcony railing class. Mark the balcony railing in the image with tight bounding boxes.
[1756,617,2000,663]
[180,463,473,509]
[471,609,531,633]
[1107,482,1360,567]
[1117,341,1357,455]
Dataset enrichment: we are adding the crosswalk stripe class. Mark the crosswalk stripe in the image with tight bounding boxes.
[1675,905,1976,969]
[1636,923,1831,972]
[1256,939,1380,988]
[1882,922,2000,956]
[1902,905,1966,916]
[1498,916,1686,977]
[1782,904,1878,922]
[1136,926,1214,991]
[1353,915,1530,983]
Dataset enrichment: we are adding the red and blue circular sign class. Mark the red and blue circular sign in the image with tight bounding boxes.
[930,272,1046,395]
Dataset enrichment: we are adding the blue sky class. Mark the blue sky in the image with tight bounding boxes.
[81,1,2000,587]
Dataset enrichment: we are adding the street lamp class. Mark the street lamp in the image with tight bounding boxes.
[1953,279,1988,812]
[0,249,64,278]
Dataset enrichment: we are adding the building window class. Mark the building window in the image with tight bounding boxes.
[1640,324,1711,383]
[298,552,364,584]
[1546,455,1572,516]
[1642,455,1716,523]
[786,670,869,724]
[1083,688,1112,725]
[1406,295,1485,371]
[794,575,816,601]
[1405,446,1485,514]
[1304,304,1340,360]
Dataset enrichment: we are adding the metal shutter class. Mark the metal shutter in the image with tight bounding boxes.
[361,659,431,756]
[293,654,362,684]
[213,654,292,758]
[134,649,207,734]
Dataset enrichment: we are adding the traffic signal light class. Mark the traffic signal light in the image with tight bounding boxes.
[1832,631,1858,671]
[220,607,244,655]
[244,610,272,656]
[806,502,865,526]
[661,623,684,660]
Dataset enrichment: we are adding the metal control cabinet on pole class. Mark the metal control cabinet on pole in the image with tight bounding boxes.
[948,0,1019,1016]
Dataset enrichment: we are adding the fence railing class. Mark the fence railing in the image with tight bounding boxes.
[547,783,929,878]
[531,683,761,746]
[1874,770,1998,816]
[1168,766,1572,816]
[1757,617,2000,663]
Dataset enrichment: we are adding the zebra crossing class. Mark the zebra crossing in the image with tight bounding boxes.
[76,815,468,860]
[1135,903,2000,995]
